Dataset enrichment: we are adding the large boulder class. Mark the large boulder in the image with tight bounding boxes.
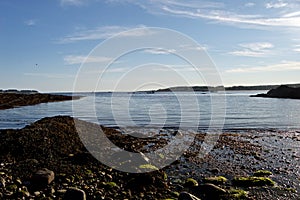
[178,192,201,200]
[63,187,86,200]
[31,168,55,185]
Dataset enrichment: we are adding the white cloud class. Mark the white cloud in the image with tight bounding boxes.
[162,6,300,28]
[293,44,300,52]
[64,55,113,65]
[60,0,88,6]
[106,68,128,73]
[148,64,212,72]
[178,44,209,51]
[240,43,274,51]
[58,25,153,43]
[120,0,224,10]
[118,26,157,37]
[144,48,176,55]
[245,2,255,7]
[116,0,300,28]
[265,1,288,9]
[24,73,75,79]
[283,11,300,18]
[24,19,36,26]
[59,26,128,43]
[229,50,266,57]
[229,42,274,57]
[226,61,300,73]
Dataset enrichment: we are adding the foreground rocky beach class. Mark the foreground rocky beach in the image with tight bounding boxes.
[0,116,299,199]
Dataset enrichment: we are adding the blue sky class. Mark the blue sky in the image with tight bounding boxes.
[1,0,300,92]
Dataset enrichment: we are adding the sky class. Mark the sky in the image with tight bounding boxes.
[1,0,300,92]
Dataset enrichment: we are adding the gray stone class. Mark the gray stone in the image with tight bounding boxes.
[63,187,86,200]
[33,191,41,196]
[56,189,67,195]
[18,190,30,197]
[209,168,220,174]
[31,168,55,185]
[200,183,227,195]
[0,177,5,188]
[178,192,201,200]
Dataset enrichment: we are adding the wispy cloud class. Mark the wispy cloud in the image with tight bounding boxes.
[116,0,300,29]
[283,11,300,18]
[58,25,153,43]
[60,0,88,6]
[226,61,300,73]
[152,64,211,72]
[116,0,224,11]
[76,66,131,75]
[143,45,208,55]
[245,2,255,7]
[64,55,113,65]
[144,48,176,55]
[293,44,300,52]
[229,42,274,57]
[162,6,300,28]
[265,0,288,9]
[24,19,36,26]
[24,73,75,79]
[59,26,129,43]
[179,44,209,51]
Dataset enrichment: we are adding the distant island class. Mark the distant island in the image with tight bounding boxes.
[250,85,300,99]
[0,89,81,110]
[0,89,39,94]
[136,83,300,93]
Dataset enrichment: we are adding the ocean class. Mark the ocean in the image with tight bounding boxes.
[0,90,300,131]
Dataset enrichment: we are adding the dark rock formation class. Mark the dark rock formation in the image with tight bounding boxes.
[250,85,300,99]
[178,192,201,200]
[0,92,81,110]
[31,168,55,185]
[63,187,86,200]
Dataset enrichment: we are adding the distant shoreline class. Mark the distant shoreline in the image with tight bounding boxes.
[144,83,300,93]
[85,83,299,93]
[0,91,81,110]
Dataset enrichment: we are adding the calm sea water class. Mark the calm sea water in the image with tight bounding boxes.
[0,91,300,130]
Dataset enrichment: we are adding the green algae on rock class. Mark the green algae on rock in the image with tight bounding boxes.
[233,176,276,187]
[184,178,199,187]
[204,176,227,185]
[139,164,159,171]
[228,188,249,199]
[253,170,272,177]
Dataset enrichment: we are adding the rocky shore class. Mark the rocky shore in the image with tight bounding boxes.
[0,116,299,199]
[251,85,300,99]
[0,92,80,110]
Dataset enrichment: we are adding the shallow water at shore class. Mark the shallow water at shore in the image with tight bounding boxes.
[1,91,300,130]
